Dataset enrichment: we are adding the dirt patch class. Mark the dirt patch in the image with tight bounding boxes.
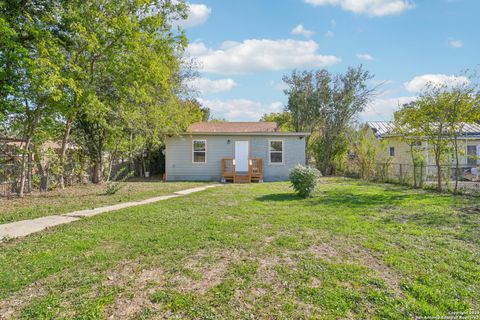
[347,246,403,296]
[0,280,49,319]
[172,250,244,294]
[256,254,279,286]
[307,241,403,296]
[107,250,253,318]
[308,243,340,260]
[104,260,165,319]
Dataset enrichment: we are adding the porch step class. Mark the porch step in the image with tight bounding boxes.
[234,175,251,183]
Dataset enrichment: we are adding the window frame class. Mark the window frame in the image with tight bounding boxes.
[268,139,285,165]
[192,139,207,164]
[466,145,478,166]
[389,146,395,157]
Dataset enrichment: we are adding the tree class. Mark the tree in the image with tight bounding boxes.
[260,112,294,132]
[283,70,321,162]
[442,83,480,192]
[396,79,480,192]
[395,87,451,191]
[349,126,390,180]
[394,104,426,188]
[58,0,190,183]
[0,0,67,196]
[1,0,202,193]
[284,67,374,175]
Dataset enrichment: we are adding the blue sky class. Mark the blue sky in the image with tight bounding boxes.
[180,0,479,122]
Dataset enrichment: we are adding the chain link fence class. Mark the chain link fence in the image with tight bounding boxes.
[0,160,131,197]
[0,162,34,197]
[346,162,480,195]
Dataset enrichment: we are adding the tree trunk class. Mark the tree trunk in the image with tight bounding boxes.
[105,147,118,182]
[106,156,114,182]
[304,136,310,166]
[409,144,417,188]
[18,99,43,197]
[38,162,49,192]
[453,136,460,193]
[58,118,73,189]
[435,156,442,191]
[27,153,33,193]
[91,148,103,184]
[17,137,32,197]
[92,160,103,184]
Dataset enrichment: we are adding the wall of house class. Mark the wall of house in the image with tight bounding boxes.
[380,136,480,166]
[380,137,415,165]
[165,134,306,181]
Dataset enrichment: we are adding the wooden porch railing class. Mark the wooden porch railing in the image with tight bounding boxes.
[221,158,263,183]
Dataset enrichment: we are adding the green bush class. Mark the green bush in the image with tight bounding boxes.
[104,168,133,195]
[289,165,321,198]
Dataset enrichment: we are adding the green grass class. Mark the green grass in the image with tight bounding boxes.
[0,178,479,319]
[0,179,208,224]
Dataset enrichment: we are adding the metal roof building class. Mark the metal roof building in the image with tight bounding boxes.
[366,121,480,138]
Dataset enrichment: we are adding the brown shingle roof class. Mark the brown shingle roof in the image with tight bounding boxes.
[188,122,279,133]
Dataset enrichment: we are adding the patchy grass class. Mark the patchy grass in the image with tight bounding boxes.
[0,178,479,319]
[0,179,208,224]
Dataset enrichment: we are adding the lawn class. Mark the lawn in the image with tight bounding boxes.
[0,179,208,224]
[0,178,479,319]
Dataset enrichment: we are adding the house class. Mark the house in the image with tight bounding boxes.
[366,121,480,178]
[0,137,27,161]
[165,122,309,182]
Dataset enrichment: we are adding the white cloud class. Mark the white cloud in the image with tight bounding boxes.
[198,98,283,121]
[187,78,237,94]
[291,24,315,38]
[187,39,340,74]
[448,39,464,48]
[178,3,211,28]
[324,30,335,38]
[305,0,414,17]
[404,74,470,92]
[356,53,374,61]
[267,80,289,91]
[362,96,416,120]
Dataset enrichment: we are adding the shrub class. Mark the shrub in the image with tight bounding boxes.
[104,168,133,195]
[289,165,321,198]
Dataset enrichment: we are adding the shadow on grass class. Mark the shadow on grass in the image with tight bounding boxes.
[318,191,416,207]
[256,193,302,202]
[256,191,423,207]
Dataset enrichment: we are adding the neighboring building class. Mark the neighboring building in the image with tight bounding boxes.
[165,122,309,182]
[366,121,480,168]
[0,137,27,161]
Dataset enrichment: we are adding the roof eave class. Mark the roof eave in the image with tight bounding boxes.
[178,131,311,136]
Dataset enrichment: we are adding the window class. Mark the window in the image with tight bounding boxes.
[269,140,284,164]
[467,145,477,166]
[413,141,422,147]
[389,147,395,157]
[193,140,206,163]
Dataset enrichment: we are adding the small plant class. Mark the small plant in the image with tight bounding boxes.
[289,165,321,198]
[104,168,133,195]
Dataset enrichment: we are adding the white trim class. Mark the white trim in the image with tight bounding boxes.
[192,139,207,164]
[268,139,285,165]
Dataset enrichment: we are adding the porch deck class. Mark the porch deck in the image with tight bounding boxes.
[221,158,263,183]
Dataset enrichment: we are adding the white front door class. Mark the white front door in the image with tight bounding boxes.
[235,141,249,172]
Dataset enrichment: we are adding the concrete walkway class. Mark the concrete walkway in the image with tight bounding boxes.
[0,184,221,241]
